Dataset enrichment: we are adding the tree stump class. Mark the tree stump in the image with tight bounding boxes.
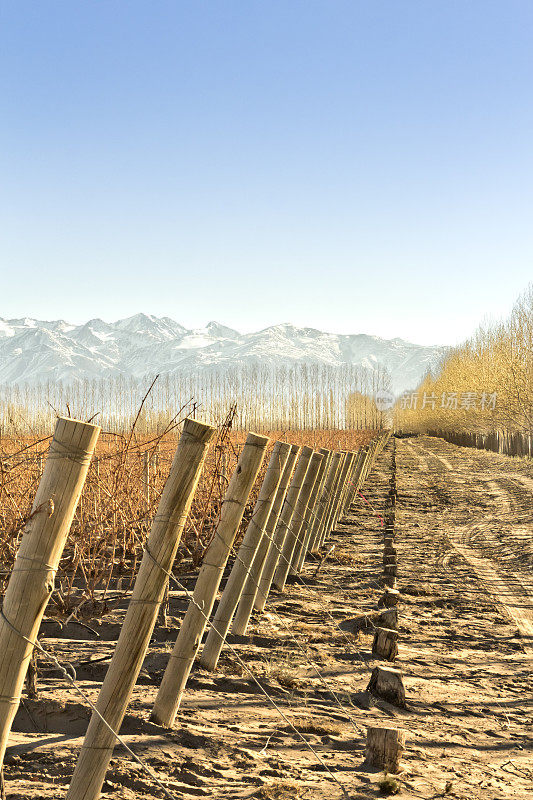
[383,545,397,557]
[372,627,399,660]
[384,536,394,547]
[384,563,397,576]
[367,666,406,707]
[378,587,400,607]
[365,726,406,772]
[378,608,398,630]
[382,574,397,588]
[383,553,397,565]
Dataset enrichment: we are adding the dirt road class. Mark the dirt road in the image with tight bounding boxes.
[4,435,532,799]
[399,436,533,644]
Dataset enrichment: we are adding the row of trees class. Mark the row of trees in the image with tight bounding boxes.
[0,362,391,434]
[394,284,533,435]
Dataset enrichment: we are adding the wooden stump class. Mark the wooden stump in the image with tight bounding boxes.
[382,574,397,589]
[384,563,397,576]
[384,536,394,547]
[378,608,398,630]
[367,666,406,707]
[378,588,400,607]
[372,627,399,660]
[366,726,406,772]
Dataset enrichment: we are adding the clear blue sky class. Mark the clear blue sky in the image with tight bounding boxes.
[1,1,532,346]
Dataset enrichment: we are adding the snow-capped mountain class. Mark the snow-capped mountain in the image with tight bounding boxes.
[0,314,447,394]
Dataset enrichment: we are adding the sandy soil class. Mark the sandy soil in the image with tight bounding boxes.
[5,434,532,799]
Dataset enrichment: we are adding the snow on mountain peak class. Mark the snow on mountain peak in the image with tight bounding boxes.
[0,315,447,393]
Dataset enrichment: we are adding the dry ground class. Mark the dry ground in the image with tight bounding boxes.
[5,435,532,799]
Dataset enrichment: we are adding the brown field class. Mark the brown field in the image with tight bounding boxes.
[0,420,376,612]
[2,433,532,799]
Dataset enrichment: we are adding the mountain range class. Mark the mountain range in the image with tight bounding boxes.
[0,314,447,395]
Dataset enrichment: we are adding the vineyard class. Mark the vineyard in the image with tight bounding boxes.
[3,1,532,796]
[0,413,392,798]
[0,288,531,800]
[0,412,374,605]
[0,397,531,800]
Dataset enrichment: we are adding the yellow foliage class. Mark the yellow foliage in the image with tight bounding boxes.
[394,284,533,435]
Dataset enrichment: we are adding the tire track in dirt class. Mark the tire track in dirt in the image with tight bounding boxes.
[403,437,533,650]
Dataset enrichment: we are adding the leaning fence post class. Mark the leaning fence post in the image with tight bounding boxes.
[343,447,365,512]
[200,441,291,671]
[66,419,216,800]
[253,446,313,613]
[338,449,357,515]
[317,451,346,549]
[293,447,331,572]
[150,431,269,728]
[320,451,347,546]
[273,450,323,592]
[333,451,355,524]
[362,439,379,484]
[291,448,331,573]
[338,449,359,518]
[232,444,300,634]
[0,417,100,773]
[355,447,370,497]
[308,451,342,554]
[331,450,356,531]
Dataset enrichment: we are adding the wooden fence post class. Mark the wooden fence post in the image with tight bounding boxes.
[338,449,360,518]
[342,447,366,512]
[307,451,342,554]
[150,432,269,728]
[66,419,216,800]
[333,451,356,526]
[291,448,331,573]
[362,438,379,483]
[199,441,291,670]
[316,451,346,549]
[332,450,357,530]
[355,447,370,496]
[366,726,406,772]
[253,447,313,613]
[0,418,100,772]
[232,444,299,634]
[272,450,323,592]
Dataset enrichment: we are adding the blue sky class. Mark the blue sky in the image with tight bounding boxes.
[1,1,532,345]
